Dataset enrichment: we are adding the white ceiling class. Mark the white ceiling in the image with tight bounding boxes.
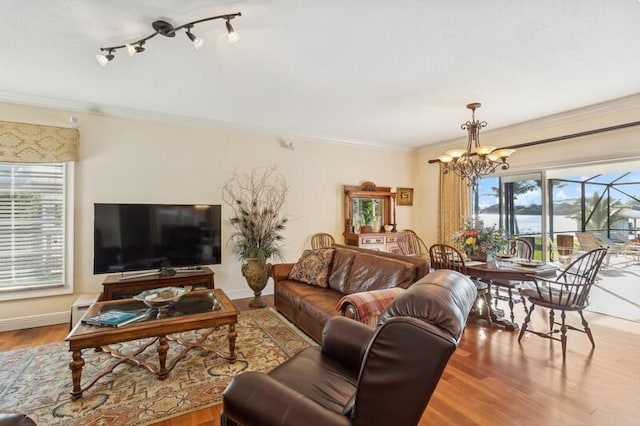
[1,0,639,149]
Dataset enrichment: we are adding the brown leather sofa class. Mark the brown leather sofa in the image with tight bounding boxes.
[221,269,477,426]
[272,244,429,341]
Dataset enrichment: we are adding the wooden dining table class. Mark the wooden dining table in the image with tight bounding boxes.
[463,259,558,331]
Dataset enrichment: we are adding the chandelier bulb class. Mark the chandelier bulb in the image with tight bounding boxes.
[445,149,467,159]
[492,148,516,159]
[475,145,496,156]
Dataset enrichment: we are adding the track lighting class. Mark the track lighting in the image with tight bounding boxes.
[125,42,145,56]
[225,19,240,43]
[96,12,241,66]
[185,27,204,50]
[96,49,115,67]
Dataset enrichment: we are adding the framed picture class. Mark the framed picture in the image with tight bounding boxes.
[397,187,413,206]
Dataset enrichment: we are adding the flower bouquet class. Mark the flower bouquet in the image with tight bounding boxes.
[453,218,507,260]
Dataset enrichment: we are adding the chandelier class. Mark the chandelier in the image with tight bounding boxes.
[96,12,242,67]
[437,103,515,187]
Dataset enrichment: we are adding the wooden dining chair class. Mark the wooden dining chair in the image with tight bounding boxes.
[429,243,491,326]
[311,233,335,249]
[397,230,429,257]
[507,237,533,260]
[518,247,608,361]
[492,237,534,324]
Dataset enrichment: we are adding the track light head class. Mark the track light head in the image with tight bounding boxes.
[125,44,136,56]
[185,28,204,50]
[125,42,146,56]
[226,19,240,43]
[96,50,115,67]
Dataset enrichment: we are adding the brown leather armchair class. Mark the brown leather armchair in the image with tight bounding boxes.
[221,269,477,426]
[0,414,36,426]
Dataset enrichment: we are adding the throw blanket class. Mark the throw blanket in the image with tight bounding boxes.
[336,287,405,327]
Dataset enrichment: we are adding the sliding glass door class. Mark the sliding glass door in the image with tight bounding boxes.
[472,160,640,262]
[473,173,543,260]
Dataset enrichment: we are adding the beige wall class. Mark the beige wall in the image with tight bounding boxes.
[2,93,637,325]
[417,94,640,247]
[0,102,418,323]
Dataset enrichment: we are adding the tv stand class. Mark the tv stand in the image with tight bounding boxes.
[101,267,214,301]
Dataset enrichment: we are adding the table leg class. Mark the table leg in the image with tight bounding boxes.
[228,323,237,363]
[485,280,518,331]
[157,336,169,379]
[69,350,85,400]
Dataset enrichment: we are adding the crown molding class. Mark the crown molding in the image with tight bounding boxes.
[419,92,640,154]
[2,89,634,155]
[0,90,414,152]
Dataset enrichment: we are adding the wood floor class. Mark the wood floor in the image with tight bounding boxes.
[1,296,639,425]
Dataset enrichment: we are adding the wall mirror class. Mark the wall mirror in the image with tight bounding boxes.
[344,182,396,234]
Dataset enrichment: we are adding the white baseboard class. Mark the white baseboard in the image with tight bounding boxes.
[0,286,275,332]
[223,285,274,301]
[0,311,70,332]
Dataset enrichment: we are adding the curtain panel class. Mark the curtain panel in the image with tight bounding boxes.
[0,120,79,163]
[438,164,470,245]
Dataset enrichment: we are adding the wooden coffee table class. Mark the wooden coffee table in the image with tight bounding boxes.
[65,288,238,399]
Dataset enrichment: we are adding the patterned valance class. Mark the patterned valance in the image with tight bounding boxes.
[0,120,79,163]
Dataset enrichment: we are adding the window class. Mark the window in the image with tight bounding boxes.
[0,162,73,299]
[472,160,640,262]
[473,173,543,259]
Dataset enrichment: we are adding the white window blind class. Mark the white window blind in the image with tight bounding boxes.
[0,163,66,290]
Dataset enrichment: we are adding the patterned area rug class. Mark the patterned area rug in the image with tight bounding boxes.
[0,308,315,425]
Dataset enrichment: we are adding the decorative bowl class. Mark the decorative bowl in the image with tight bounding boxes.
[134,287,187,310]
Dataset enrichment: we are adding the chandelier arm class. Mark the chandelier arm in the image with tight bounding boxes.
[99,12,242,52]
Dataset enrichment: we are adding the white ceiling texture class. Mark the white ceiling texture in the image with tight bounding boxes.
[1,0,639,149]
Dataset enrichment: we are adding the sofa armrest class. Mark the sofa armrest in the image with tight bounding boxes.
[222,372,351,426]
[272,263,295,282]
[321,316,375,372]
[336,287,405,327]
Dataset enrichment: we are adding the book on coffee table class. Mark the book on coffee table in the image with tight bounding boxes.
[82,309,150,328]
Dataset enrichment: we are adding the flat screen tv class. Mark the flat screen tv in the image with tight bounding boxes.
[94,203,222,275]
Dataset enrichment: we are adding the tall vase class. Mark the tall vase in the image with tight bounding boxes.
[241,257,272,308]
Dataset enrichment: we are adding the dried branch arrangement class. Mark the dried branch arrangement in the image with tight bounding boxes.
[222,166,288,262]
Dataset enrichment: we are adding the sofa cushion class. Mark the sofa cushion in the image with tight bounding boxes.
[288,248,335,287]
[344,254,414,294]
[332,244,430,282]
[268,346,358,414]
[520,286,580,307]
[275,280,343,342]
[328,249,356,293]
